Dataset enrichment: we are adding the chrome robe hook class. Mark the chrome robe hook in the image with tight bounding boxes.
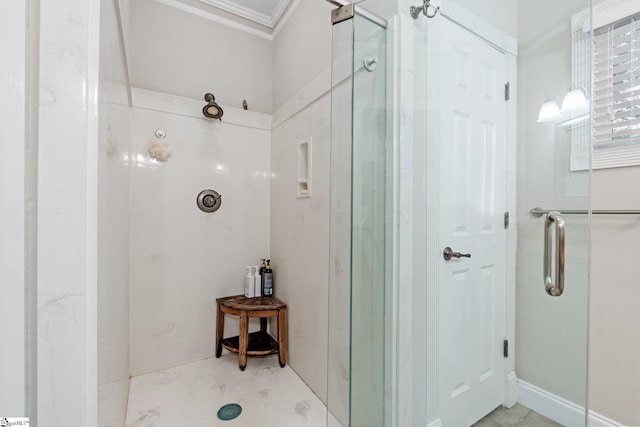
[410,0,440,19]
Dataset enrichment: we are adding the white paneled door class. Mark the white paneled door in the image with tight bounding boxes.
[437,18,508,426]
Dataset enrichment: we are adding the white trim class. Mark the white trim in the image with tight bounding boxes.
[594,0,640,29]
[518,379,622,427]
[437,0,518,56]
[517,380,624,427]
[426,419,443,427]
[155,0,301,41]
[504,371,518,407]
[199,0,291,28]
[272,67,331,128]
[131,87,272,130]
[154,0,273,40]
[272,0,300,39]
[504,52,518,410]
[517,380,586,426]
[589,410,622,427]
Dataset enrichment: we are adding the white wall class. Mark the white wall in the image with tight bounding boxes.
[129,0,273,113]
[37,0,100,425]
[270,95,331,403]
[0,0,27,416]
[453,0,517,39]
[518,0,585,46]
[128,92,271,376]
[272,0,333,111]
[589,167,640,426]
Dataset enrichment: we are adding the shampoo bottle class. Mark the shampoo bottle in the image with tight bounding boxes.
[263,260,274,296]
[244,266,255,298]
[253,265,261,297]
[259,259,267,292]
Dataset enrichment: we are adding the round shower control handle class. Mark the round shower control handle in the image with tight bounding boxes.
[443,247,471,261]
[203,194,217,208]
[197,189,222,213]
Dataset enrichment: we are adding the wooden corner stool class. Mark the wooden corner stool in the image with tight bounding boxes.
[215,295,287,371]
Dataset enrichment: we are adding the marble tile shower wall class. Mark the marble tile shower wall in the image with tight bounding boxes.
[128,104,271,376]
[98,101,131,427]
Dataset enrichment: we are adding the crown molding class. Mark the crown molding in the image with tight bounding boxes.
[155,0,300,41]
[199,0,291,28]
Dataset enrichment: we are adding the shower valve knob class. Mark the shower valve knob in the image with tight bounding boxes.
[443,247,471,261]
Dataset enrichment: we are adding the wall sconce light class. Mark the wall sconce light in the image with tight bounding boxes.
[561,88,588,113]
[537,100,561,123]
[537,87,588,124]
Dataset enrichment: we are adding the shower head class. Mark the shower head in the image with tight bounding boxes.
[203,93,223,120]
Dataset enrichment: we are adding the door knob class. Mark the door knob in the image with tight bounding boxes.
[443,247,471,261]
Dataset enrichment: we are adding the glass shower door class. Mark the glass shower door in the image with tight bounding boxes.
[328,5,389,427]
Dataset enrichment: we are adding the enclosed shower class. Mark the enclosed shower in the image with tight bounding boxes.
[326,0,593,426]
[86,0,637,426]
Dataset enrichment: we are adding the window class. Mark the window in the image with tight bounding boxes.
[593,13,640,169]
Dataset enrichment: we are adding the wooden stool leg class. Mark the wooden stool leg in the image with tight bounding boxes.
[239,311,249,371]
[278,308,286,368]
[215,303,224,358]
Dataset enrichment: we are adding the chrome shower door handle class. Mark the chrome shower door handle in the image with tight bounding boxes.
[544,211,565,297]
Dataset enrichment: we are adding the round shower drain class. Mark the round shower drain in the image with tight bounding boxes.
[217,403,242,421]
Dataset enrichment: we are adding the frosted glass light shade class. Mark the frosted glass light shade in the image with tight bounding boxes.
[537,101,561,123]
[561,89,587,112]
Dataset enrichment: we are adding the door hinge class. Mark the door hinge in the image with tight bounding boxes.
[504,211,510,229]
[503,339,509,358]
[505,82,510,101]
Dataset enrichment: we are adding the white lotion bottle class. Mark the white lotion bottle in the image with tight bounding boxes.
[244,266,255,298]
[253,265,261,297]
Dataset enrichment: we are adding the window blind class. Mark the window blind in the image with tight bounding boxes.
[593,13,640,169]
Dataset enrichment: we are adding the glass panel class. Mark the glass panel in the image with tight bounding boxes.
[412,1,591,426]
[328,14,355,427]
[328,8,388,427]
[350,11,388,427]
[515,3,591,423]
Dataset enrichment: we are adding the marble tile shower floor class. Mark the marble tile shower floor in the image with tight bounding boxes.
[125,354,327,427]
[472,403,563,427]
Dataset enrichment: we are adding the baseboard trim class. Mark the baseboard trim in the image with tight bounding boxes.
[588,410,622,427]
[517,380,621,427]
[426,419,442,427]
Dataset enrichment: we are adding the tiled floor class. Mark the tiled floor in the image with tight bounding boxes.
[125,354,328,427]
[472,403,563,427]
[124,356,561,427]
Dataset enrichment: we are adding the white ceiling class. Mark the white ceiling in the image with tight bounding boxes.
[198,0,293,28]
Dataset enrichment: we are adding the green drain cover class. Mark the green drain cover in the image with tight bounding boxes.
[217,403,242,421]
